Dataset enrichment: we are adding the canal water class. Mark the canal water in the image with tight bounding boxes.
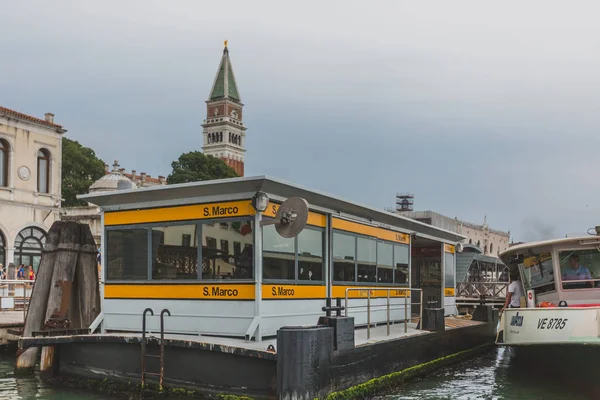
[381,346,597,400]
[0,347,596,399]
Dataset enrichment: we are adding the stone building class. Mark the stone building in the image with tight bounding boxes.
[0,106,65,270]
[202,42,246,176]
[398,210,510,256]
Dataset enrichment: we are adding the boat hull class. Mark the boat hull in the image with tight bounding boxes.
[498,307,600,346]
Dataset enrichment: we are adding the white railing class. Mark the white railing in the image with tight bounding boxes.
[457,281,508,299]
[344,287,423,339]
[0,280,36,322]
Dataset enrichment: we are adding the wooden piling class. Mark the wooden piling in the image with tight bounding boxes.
[75,225,101,329]
[39,345,56,379]
[44,222,81,328]
[15,222,62,371]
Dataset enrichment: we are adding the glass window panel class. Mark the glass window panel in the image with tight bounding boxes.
[518,251,554,293]
[298,228,324,281]
[444,252,455,290]
[38,158,48,193]
[0,148,5,187]
[333,232,355,282]
[106,229,148,280]
[559,249,600,290]
[377,242,393,284]
[263,224,295,280]
[357,237,376,282]
[394,244,409,285]
[151,225,198,280]
[202,219,253,280]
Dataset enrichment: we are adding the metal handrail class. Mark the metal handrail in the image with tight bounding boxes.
[344,287,423,339]
[0,280,36,322]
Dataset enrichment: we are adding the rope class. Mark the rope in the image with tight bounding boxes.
[454,313,473,320]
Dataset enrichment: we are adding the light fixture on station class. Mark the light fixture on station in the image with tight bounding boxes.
[252,191,269,212]
[261,197,309,238]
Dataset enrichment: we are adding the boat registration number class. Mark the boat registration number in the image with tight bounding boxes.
[537,317,568,330]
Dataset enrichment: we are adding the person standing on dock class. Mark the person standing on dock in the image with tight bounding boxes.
[28,266,35,281]
[17,264,25,280]
[502,270,524,311]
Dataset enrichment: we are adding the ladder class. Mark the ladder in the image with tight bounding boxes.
[141,308,171,389]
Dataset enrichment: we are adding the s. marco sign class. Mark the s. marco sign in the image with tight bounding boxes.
[503,308,600,345]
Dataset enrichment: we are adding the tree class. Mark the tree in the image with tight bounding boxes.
[62,138,106,207]
[167,151,238,184]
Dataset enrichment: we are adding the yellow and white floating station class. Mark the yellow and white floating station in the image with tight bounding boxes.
[81,176,464,341]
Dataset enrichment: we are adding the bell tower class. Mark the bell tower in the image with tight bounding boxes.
[202,41,246,176]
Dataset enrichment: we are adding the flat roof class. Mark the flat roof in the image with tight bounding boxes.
[500,235,600,256]
[80,175,466,243]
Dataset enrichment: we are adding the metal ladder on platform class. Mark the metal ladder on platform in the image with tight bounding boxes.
[141,308,171,389]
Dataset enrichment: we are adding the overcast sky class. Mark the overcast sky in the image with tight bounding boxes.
[2,1,600,242]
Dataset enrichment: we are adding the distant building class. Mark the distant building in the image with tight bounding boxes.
[62,161,163,247]
[202,42,246,176]
[0,106,65,271]
[397,210,510,256]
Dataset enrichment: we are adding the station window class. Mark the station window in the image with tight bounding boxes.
[444,251,455,290]
[377,242,393,283]
[263,224,295,280]
[333,232,356,282]
[262,224,325,282]
[394,244,409,285]
[151,225,198,280]
[106,229,148,280]
[298,228,324,281]
[357,238,376,282]
[559,249,600,290]
[202,218,254,280]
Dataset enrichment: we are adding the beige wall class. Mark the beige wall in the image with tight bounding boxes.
[0,115,63,266]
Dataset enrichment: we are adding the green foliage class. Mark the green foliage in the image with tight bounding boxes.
[167,151,238,184]
[61,137,105,207]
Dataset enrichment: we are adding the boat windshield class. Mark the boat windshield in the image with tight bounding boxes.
[559,249,600,290]
[519,252,554,293]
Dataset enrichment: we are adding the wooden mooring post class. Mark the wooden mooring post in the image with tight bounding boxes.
[15,221,101,374]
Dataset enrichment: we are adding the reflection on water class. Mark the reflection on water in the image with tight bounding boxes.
[0,355,114,400]
[381,347,600,400]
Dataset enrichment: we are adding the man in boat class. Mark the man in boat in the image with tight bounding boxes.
[502,270,524,312]
[562,254,592,288]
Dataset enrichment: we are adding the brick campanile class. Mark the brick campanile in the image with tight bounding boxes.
[202,41,246,176]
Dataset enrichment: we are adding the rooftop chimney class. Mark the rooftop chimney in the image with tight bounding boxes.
[140,172,146,181]
[131,170,136,180]
[158,176,166,184]
[104,164,109,173]
[44,113,55,124]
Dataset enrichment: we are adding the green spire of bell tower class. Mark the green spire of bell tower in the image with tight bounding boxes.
[208,40,241,102]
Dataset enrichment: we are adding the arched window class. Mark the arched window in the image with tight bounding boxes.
[477,240,481,247]
[0,230,5,267]
[15,226,46,273]
[484,244,488,254]
[469,239,472,244]
[490,243,493,253]
[37,149,50,193]
[0,139,8,187]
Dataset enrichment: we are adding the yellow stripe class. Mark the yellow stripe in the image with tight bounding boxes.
[332,218,410,244]
[444,287,455,296]
[104,284,255,300]
[263,202,326,228]
[105,200,254,226]
[332,285,410,299]
[262,284,326,299]
[444,244,455,254]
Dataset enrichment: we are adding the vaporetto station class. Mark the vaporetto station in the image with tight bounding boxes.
[81,176,465,340]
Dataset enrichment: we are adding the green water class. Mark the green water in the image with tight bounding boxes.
[0,356,115,400]
[0,348,596,399]
[381,347,598,400]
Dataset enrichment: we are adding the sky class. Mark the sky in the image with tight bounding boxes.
[2,0,600,242]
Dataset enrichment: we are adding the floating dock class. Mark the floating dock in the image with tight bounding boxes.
[16,176,499,399]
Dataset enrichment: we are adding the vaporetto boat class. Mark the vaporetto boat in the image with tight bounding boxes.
[497,229,600,346]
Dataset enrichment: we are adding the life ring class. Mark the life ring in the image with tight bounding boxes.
[537,301,555,308]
